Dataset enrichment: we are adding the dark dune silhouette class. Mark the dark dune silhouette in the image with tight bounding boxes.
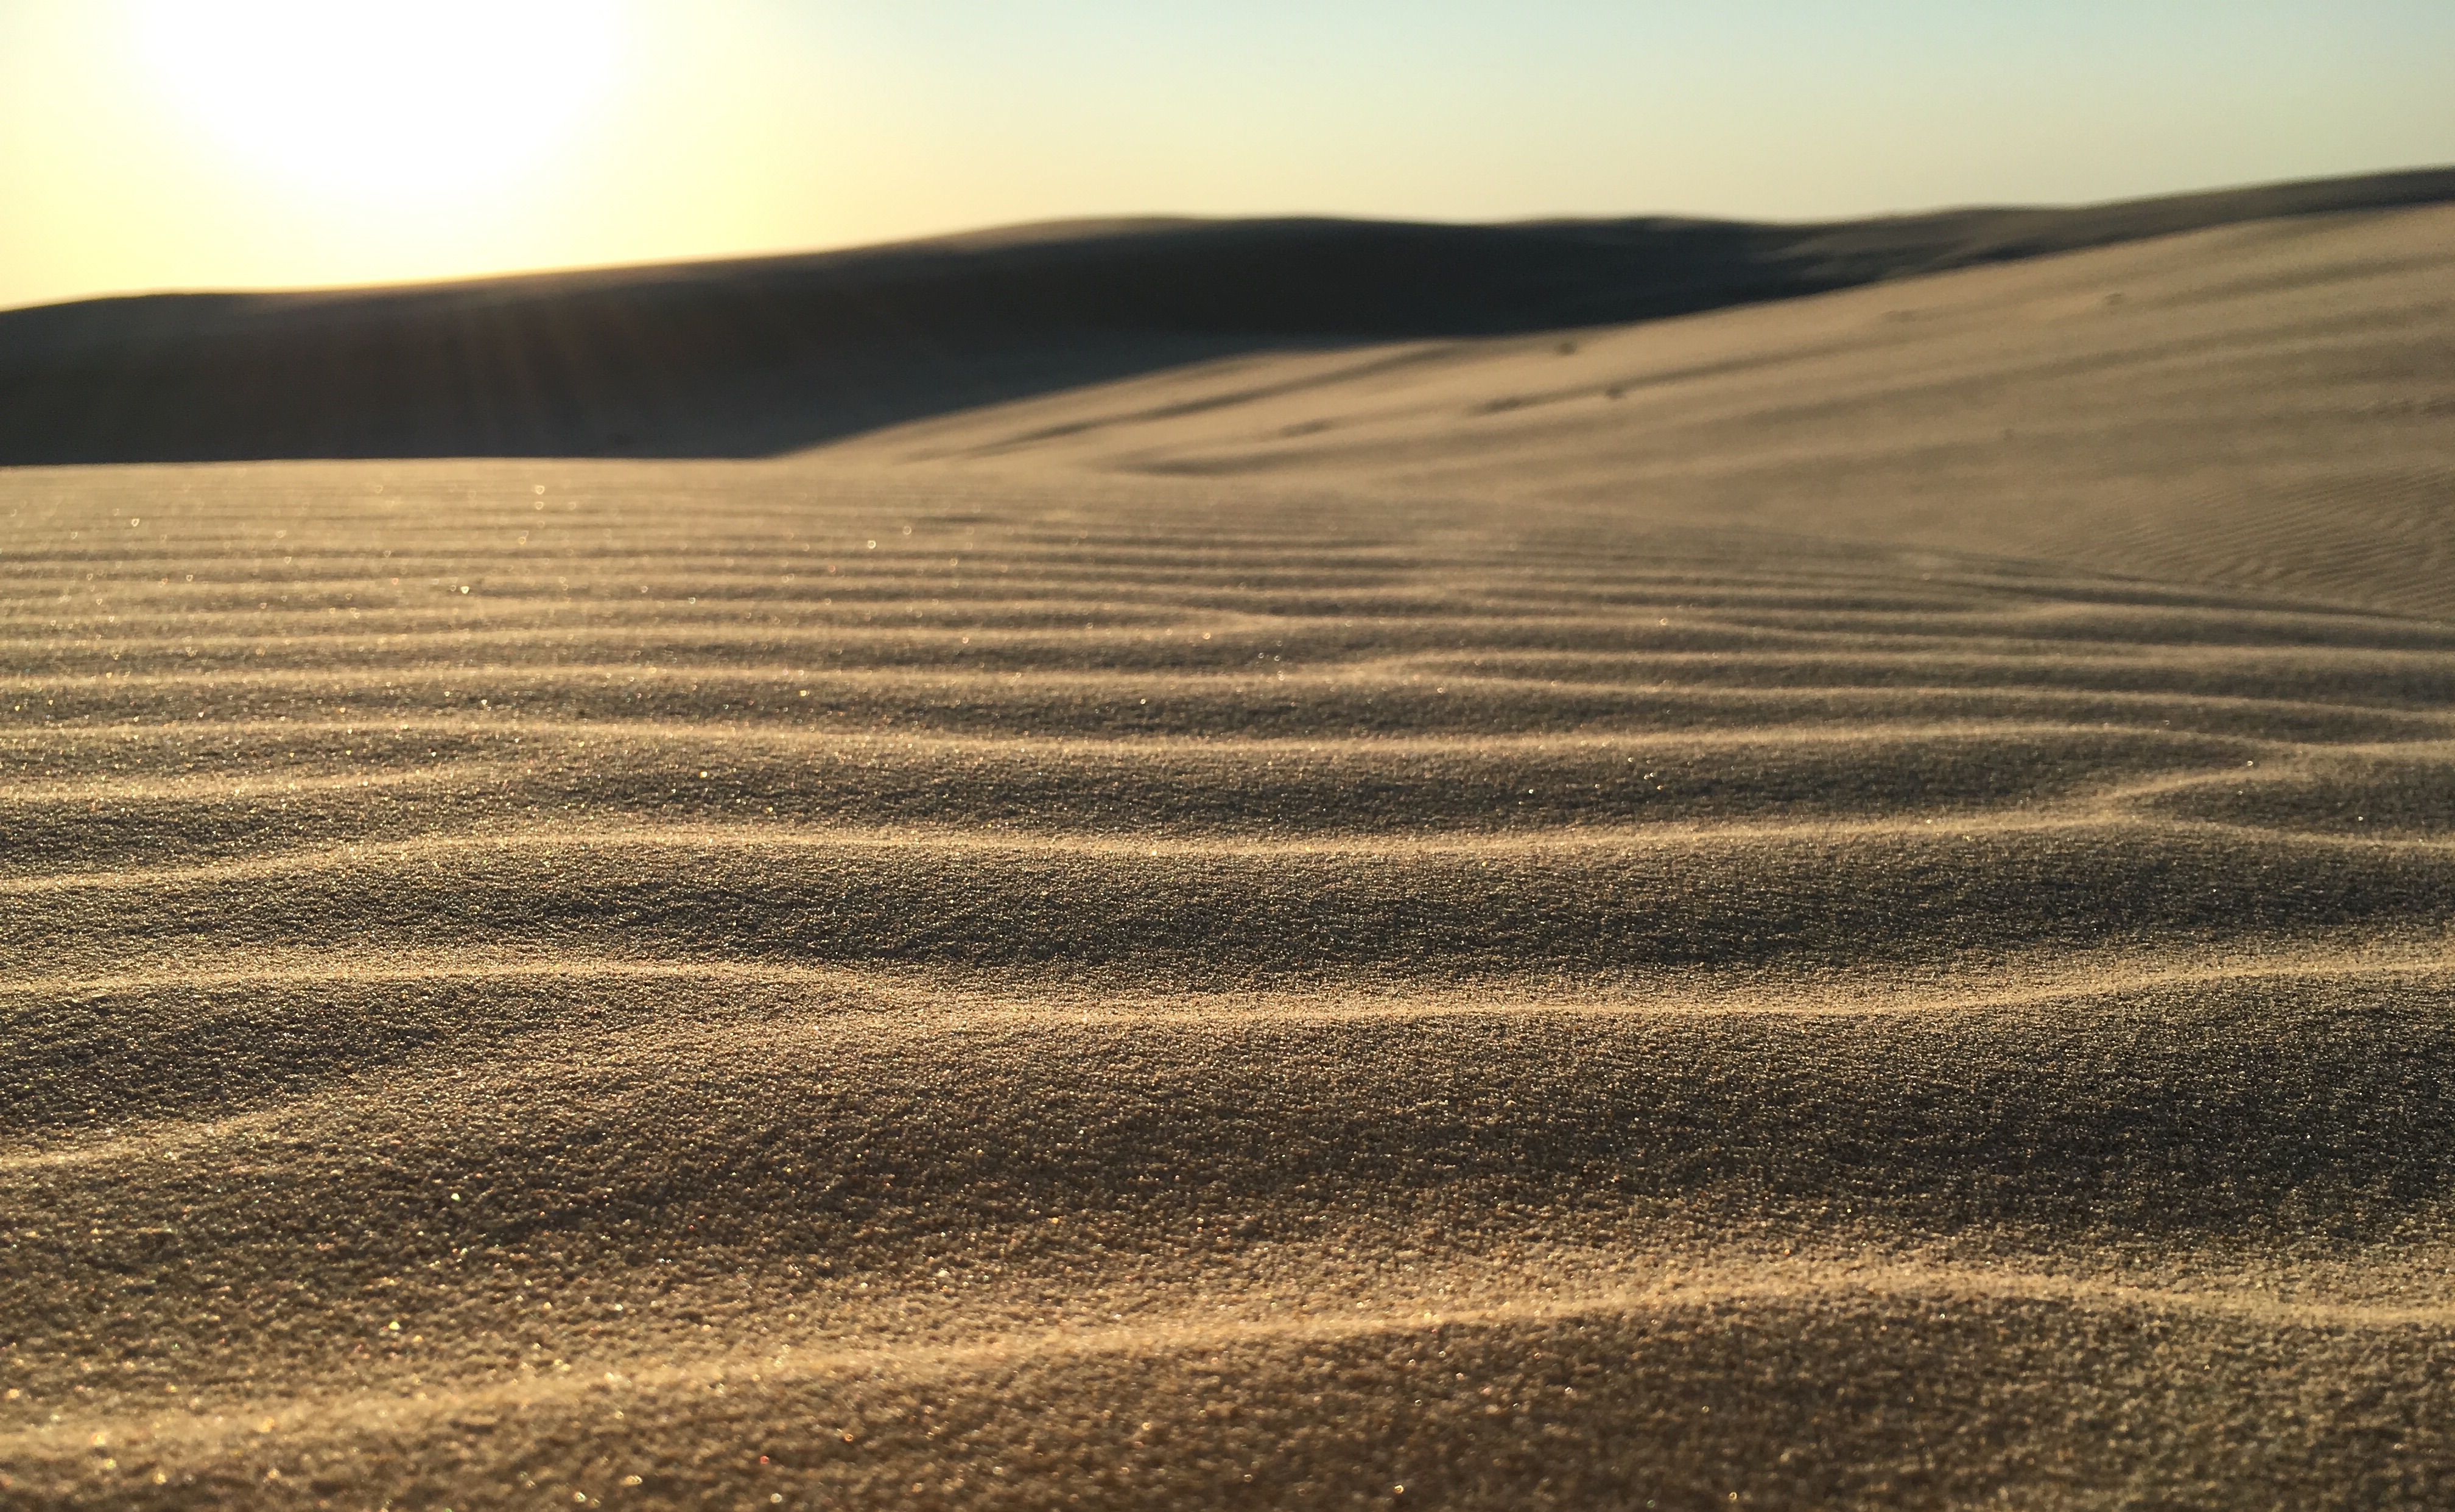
[2,165,2450,463]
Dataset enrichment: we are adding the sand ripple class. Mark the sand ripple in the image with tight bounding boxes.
[1,458,2451,1508]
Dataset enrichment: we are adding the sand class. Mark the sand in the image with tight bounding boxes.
[4,197,2455,1508]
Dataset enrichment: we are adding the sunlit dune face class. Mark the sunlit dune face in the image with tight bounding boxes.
[132,1,625,202]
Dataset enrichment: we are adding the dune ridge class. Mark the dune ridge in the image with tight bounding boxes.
[7,197,2455,1507]
[2,166,2449,464]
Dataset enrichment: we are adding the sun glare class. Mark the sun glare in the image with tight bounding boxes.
[132,1,625,202]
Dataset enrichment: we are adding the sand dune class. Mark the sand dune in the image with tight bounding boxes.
[835,198,2455,620]
[7,185,2455,1508]
[2,166,2450,464]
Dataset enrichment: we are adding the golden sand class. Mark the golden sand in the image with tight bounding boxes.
[4,201,2454,1508]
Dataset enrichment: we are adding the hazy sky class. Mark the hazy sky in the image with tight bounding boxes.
[3,1,2450,310]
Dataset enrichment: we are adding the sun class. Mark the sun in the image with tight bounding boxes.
[132,1,627,202]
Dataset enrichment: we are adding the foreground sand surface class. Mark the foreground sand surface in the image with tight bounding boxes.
[4,206,2455,1508]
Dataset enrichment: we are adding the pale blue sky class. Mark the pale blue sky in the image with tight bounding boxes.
[2,1,2450,309]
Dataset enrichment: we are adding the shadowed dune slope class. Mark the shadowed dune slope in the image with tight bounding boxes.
[1,166,2450,464]
[6,440,2455,1510]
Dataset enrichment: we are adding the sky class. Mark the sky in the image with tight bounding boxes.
[2,1,2450,311]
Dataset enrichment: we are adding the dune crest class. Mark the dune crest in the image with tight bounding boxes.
[2,166,2449,466]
